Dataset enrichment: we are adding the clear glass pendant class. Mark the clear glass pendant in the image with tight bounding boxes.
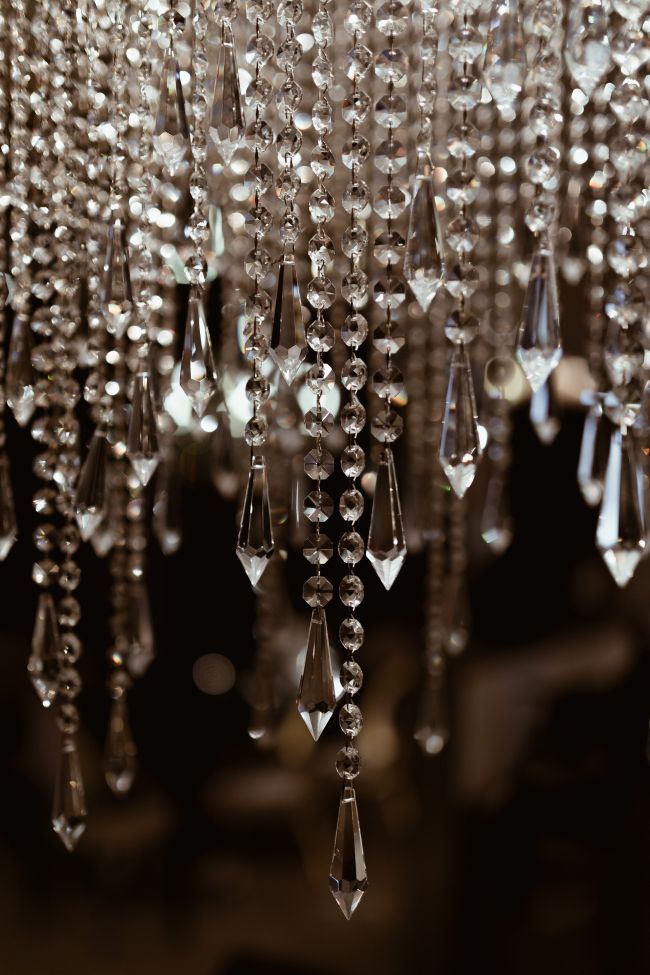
[154,454,183,555]
[75,429,108,542]
[414,668,449,756]
[104,695,138,797]
[6,314,35,427]
[270,251,307,386]
[124,582,155,678]
[179,288,218,417]
[516,236,562,393]
[28,592,61,708]
[329,785,368,919]
[480,466,513,553]
[404,151,445,311]
[482,0,526,117]
[127,372,160,487]
[236,454,274,586]
[153,52,191,175]
[529,379,561,445]
[367,447,406,589]
[577,402,607,507]
[101,212,133,338]
[297,606,337,740]
[439,344,483,498]
[208,22,244,165]
[564,0,611,100]
[52,735,87,852]
[0,453,17,559]
[596,427,645,588]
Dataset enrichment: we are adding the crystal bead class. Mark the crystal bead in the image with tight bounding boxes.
[374,138,406,174]
[341,90,371,124]
[336,746,361,780]
[236,455,274,587]
[374,92,406,127]
[448,71,482,112]
[375,48,408,83]
[245,416,268,446]
[339,488,364,522]
[304,490,334,523]
[345,45,373,80]
[447,121,480,159]
[341,358,368,392]
[374,184,407,220]
[373,327,404,355]
[596,428,645,587]
[52,736,87,852]
[340,574,364,607]
[344,0,372,33]
[304,448,335,480]
[341,445,366,478]
[306,277,335,310]
[374,231,406,267]
[449,24,484,62]
[340,702,363,736]
[445,311,479,345]
[276,37,303,70]
[303,575,334,607]
[342,226,369,260]
[307,362,335,393]
[304,408,334,436]
[306,320,335,353]
[371,408,403,443]
[526,145,561,185]
[303,533,333,565]
[340,617,364,651]
[439,345,483,498]
[308,233,335,268]
[339,531,365,565]
[341,660,363,694]
[341,397,366,435]
[298,607,336,739]
[341,270,369,307]
[447,168,480,205]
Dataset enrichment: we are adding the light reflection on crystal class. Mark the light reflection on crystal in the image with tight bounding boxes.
[516,237,562,393]
[329,785,368,919]
[270,253,307,386]
[404,152,445,311]
[153,52,190,175]
[180,290,218,418]
[28,592,61,708]
[75,430,108,542]
[101,213,133,338]
[483,0,526,117]
[439,344,483,498]
[297,606,336,740]
[367,447,406,589]
[52,736,87,852]
[237,455,274,587]
[564,0,611,100]
[596,427,645,587]
[6,314,35,427]
[127,372,160,486]
[209,23,244,165]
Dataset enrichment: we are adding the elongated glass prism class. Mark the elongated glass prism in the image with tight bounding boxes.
[577,403,607,507]
[76,429,108,542]
[270,252,307,385]
[104,695,138,797]
[529,379,561,445]
[0,453,17,559]
[124,582,155,678]
[101,213,133,338]
[153,52,190,175]
[297,606,336,740]
[28,592,61,708]
[596,427,645,587]
[404,152,445,311]
[439,345,483,498]
[180,289,218,417]
[52,735,87,852]
[6,314,35,427]
[367,447,406,589]
[209,23,244,165]
[480,466,513,554]
[516,237,562,393]
[154,453,183,555]
[414,670,449,756]
[483,0,526,117]
[564,0,611,100]
[329,785,368,920]
[236,455,274,586]
[127,372,159,486]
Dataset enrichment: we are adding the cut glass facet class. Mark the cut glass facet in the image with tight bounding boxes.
[297,606,336,740]
[237,455,274,586]
[329,785,368,919]
[515,237,562,393]
[367,447,406,589]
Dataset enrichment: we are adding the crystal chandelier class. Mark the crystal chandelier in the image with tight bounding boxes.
[1,0,648,919]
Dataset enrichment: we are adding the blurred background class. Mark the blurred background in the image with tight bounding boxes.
[1,387,650,975]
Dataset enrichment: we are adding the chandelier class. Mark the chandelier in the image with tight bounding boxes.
[1,0,648,921]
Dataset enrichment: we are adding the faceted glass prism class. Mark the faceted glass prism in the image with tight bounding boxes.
[529,379,561,445]
[439,345,483,498]
[367,447,406,589]
[6,314,35,427]
[237,455,274,587]
[124,582,156,678]
[329,785,368,919]
[101,213,133,338]
[209,23,245,164]
[180,290,218,418]
[153,52,191,174]
[482,0,526,117]
[297,606,336,740]
[52,735,87,852]
[127,372,160,487]
[516,238,562,393]
[104,695,138,797]
[577,404,607,507]
[480,467,513,554]
[28,592,61,708]
[564,0,611,100]
[75,430,108,542]
[0,453,17,560]
[596,427,645,588]
[153,454,183,555]
[414,671,449,756]
[270,253,307,385]
[404,152,445,311]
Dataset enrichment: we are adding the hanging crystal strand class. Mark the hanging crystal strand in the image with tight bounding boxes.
[0,27,16,560]
[235,0,276,586]
[296,0,338,739]
[268,0,307,384]
[514,0,564,392]
[437,2,484,497]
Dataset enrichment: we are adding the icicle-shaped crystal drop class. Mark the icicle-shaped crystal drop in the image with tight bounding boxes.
[564,0,611,101]
[6,314,35,427]
[154,454,182,555]
[28,592,61,708]
[211,409,239,500]
[414,669,449,756]
[439,345,483,498]
[127,372,159,486]
[236,454,274,586]
[208,22,244,165]
[297,606,336,740]
[329,785,368,920]
[124,582,155,677]
[179,289,218,417]
[596,427,646,587]
[101,212,133,338]
[529,379,561,445]
[577,403,607,506]
[404,152,445,311]
[480,467,513,553]
[0,453,17,559]
[482,0,526,117]
[603,321,644,389]
[153,52,190,175]
[367,447,406,590]
[104,694,138,797]
[52,735,87,852]
[75,430,108,542]
[515,237,562,393]
[270,251,307,385]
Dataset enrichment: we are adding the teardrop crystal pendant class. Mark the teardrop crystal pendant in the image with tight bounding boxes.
[480,466,513,553]
[404,151,445,311]
[515,237,562,393]
[75,430,108,542]
[270,251,307,386]
[104,694,138,797]
[529,379,561,445]
[0,453,17,559]
[208,22,244,165]
[101,212,133,338]
[564,0,611,101]
[482,0,526,118]
[577,402,607,507]
[596,427,645,587]
[28,592,61,708]
[127,372,159,487]
[297,606,337,740]
[154,454,182,555]
[439,345,483,498]
[124,582,155,677]
[367,447,406,590]
[52,735,87,852]
[414,667,449,756]
[329,785,368,920]
[6,314,35,427]
[153,52,190,175]
[179,288,218,417]
[236,454,274,586]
